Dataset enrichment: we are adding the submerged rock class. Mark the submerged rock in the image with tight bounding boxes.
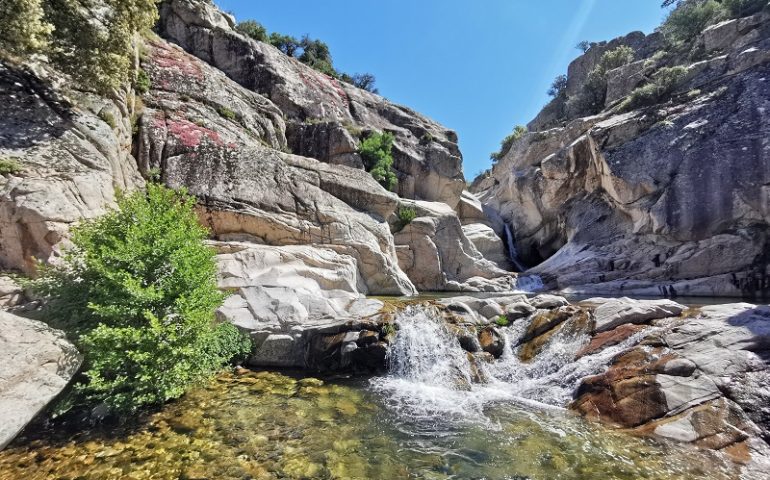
[0,311,81,450]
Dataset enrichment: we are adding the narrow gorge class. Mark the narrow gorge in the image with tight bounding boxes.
[1,0,770,479]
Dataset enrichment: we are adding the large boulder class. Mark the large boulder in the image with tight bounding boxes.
[156,0,466,207]
[393,200,516,291]
[0,312,81,449]
[461,223,512,270]
[591,297,685,333]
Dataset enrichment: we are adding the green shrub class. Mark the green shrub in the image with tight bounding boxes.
[723,0,768,16]
[490,125,527,162]
[359,131,398,191]
[495,315,510,327]
[420,132,434,144]
[235,20,267,42]
[570,45,636,115]
[547,74,568,98]
[32,184,250,414]
[662,0,727,44]
[619,65,689,111]
[135,68,151,94]
[393,206,416,233]
[98,110,117,129]
[0,0,53,55]
[0,158,23,175]
[217,106,237,121]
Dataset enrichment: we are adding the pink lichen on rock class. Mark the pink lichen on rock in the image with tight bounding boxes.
[149,41,204,81]
[166,118,224,148]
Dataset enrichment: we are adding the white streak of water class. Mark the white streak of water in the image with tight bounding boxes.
[371,306,655,428]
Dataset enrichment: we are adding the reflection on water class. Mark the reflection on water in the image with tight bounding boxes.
[0,368,736,480]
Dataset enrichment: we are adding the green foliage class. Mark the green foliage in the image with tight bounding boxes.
[599,45,635,71]
[217,106,237,121]
[235,19,267,42]
[135,68,151,94]
[341,72,378,94]
[722,0,768,16]
[495,315,510,327]
[269,32,301,56]
[619,66,689,111]
[0,157,23,175]
[98,110,117,129]
[576,40,591,53]
[0,0,53,55]
[662,0,727,44]
[1,0,160,93]
[382,323,397,338]
[420,132,434,144]
[358,131,397,191]
[547,74,568,98]
[49,0,160,93]
[395,206,416,230]
[490,125,527,162]
[571,45,636,115]
[32,184,250,414]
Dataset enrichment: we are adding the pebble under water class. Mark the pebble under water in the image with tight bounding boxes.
[0,367,737,480]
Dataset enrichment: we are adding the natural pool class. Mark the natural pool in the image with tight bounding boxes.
[0,368,736,480]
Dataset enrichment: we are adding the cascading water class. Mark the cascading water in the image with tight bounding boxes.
[504,223,527,272]
[371,305,654,425]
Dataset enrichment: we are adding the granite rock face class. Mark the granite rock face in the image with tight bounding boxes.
[0,62,143,274]
[157,0,466,208]
[475,10,770,297]
[0,312,81,450]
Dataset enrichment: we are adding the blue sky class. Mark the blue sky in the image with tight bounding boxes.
[216,0,670,179]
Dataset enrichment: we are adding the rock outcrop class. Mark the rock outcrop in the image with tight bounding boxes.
[0,62,143,274]
[474,9,770,297]
[157,0,466,208]
[0,311,81,449]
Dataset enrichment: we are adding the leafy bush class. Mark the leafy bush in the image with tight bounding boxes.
[547,74,568,98]
[0,0,53,55]
[619,65,689,111]
[395,206,416,231]
[98,110,117,129]
[571,45,636,115]
[576,40,591,53]
[32,184,250,414]
[495,315,510,327]
[341,72,378,93]
[217,106,237,121]
[490,125,527,162]
[662,0,727,44]
[269,32,301,56]
[723,0,768,16]
[0,157,23,175]
[135,68,151,94]
[236,19,267,42]
[359,131,398,191]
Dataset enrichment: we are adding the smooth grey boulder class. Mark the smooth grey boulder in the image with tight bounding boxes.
[592,297,685,333]
[462,223,512,270]
[529,294,570,310]
[0,311,81,449]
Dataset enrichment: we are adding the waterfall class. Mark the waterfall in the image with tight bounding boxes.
[504,224,527,272]
[370,305,654,426]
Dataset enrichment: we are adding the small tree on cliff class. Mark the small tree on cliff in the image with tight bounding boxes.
[359,131,398,191]
[33,184,250,414]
